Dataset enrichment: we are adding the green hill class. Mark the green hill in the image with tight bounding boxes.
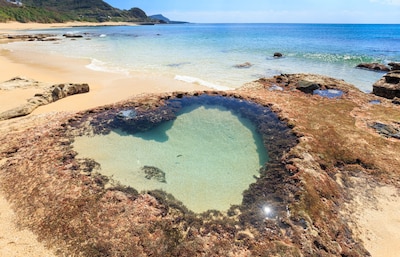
[0,0,150,23]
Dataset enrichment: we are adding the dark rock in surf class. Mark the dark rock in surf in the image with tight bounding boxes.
[356,63,390,72]
[63,33,84,38]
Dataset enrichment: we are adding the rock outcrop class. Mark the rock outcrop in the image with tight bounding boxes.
[0,83,89,120]
[0,34,59,42]
[373,70,400,99]
[356,62,390,71]
[2,74,400,256]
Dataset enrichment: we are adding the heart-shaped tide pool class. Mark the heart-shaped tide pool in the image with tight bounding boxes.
[73,104,268,213]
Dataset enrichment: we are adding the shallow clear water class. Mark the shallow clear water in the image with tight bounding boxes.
[4,23,400,92]
[73,104,268,213]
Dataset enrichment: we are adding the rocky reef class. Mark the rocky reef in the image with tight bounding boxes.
[0,73,399,256]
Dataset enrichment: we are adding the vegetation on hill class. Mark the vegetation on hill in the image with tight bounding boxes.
[149,14,188,24]
[0,0,150,23]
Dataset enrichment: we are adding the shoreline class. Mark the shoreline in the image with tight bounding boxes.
[0,42,209,115]
[0,21,141,33]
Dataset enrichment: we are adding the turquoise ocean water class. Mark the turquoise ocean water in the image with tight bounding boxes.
[4,23,400,92]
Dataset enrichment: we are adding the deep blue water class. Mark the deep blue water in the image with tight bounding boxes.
[6,23,400,92]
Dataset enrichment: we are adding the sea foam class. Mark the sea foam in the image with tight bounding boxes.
[86,58,130,76]
[174,75,233,91]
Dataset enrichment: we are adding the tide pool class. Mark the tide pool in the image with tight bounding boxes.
[73,104,268,213]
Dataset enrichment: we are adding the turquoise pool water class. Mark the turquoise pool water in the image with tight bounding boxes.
[73,104,268,213]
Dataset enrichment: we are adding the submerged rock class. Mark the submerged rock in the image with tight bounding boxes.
[142,166,167,183]
[356,62,390,72]
[233,62,253,68]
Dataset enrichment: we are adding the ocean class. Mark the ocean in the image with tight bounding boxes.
[4,23,400,92]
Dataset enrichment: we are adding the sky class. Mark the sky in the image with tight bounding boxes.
[104,0,400,24]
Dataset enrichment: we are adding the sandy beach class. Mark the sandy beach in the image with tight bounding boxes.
[0,22,399,257]
[0,26,209,114]
[0,22,208,256]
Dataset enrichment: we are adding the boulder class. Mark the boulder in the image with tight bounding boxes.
[373,71,400,99]
[356,62,390,72]
[296,80,320,94]
[273,52,283,58]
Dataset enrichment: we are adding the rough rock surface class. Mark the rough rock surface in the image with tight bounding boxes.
[0,82,89,120]
[0,73,399,256]
[373,70,400,99]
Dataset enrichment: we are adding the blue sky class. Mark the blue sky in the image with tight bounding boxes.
[104,0,400,23]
